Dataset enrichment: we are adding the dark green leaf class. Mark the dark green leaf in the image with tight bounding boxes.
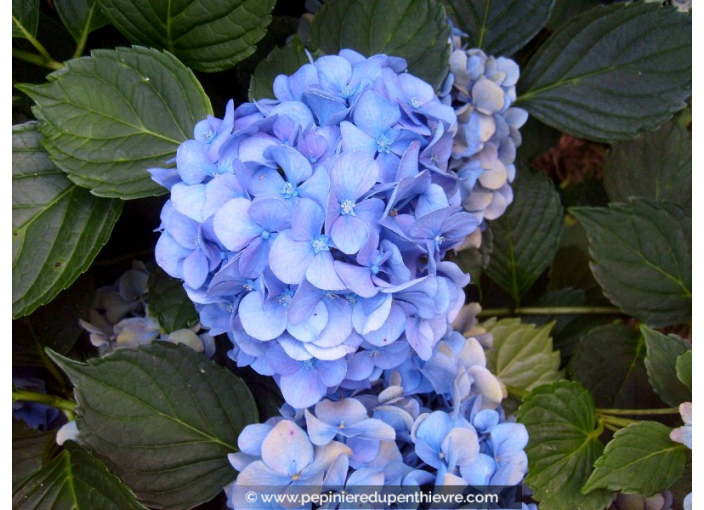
[546,0,601,31]
[583,422,687,496]
[18,47,213,199]
[12,122,122,318]
[484,318,561,392]
[603,121,692,209]
[485,168,563,303]
[569,324,660,409]
[517,381,613,510]
[515,115,561,166]
[517,3,692,142]
[12,0,39,39]
[454,228,492,287]
[12,420,57,489]
[147,265,199,334]
[642,325,691,406]
[97,0,275,72]
[309,0,451,90]
[249,35,311,101]
[444,0,555,57]
[48,343,258,509]
[55,0,110,44]
[571,199,691,327]
[676,351,692,391]
[13,441,147,510]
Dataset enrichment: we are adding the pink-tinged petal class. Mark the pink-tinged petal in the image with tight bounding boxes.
[307,252,346,291]
[269,230,314,284]
[239,291,287,341]
[406,317,435,360]
[155,232,189,278]
[266,145,313,184]
[288,301,328,343]
[340,121,376,154]
[261,420,314,476]
[331,215,370,255]
[302,441,352,479]
[213,198,262,251]
[334,261,377,298]
[171,183,206,222]
[353,90,401,136]
[362,303,406,347]
[329,152,379,200]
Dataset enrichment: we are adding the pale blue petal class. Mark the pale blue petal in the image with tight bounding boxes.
[155,232,189,278]
[239,291,287,340]
[329,151,378,200]
[340,121,377,154]
[171,183,206,222]
[261,420,314,476]
[305,410,339,446]
[266,144,313,184]
[213,198,262,251]
[176,140,216,184]
[182,249,209,289]
[353,90,401,137]
[331,215,369,255]
[307,252,346,291]
[334,262,376,298]
[269,230,313,284]
[362,304,406,347]
[287,301,328,343]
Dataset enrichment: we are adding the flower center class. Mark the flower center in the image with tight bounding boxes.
[281,182,298,199]
[370,264,380,274]
[340,199,356,216]
[435,235,445,248]
[261,230,271,240]
[345,294,358,306]
[303,359,316,370]
[311,235,330,253]
[410,96,422,108]
[278,290,294,307]
[243,280,255,291]
[324,291,339,300]
[376,131,393,154]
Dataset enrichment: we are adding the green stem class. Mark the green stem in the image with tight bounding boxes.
[478,306,623,317]
[602,422,620,433]
[12,16,61,65]
[12,48,63,70]
[13,389,76,412]
[24,320,68,393]
[505,385,530,400]
[599,414,637,429]
[597,407,681,416]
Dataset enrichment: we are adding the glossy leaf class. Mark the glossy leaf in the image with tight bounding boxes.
[484,318,561,392]
[603,121,692,209]
[309,0,451,90]
[12,0,40,39]
[444,0,555,56]
[642,325,691,406]
[517,381,613,510]
[569,324,659,409]
[55,0,110,43]
[147,265,199,334]
[13,441,147,510]
[18,47,212,199]
[485,168,563,303]
[49,343,258,509]
[97,0,276,72]
[517,3,692,142]
[571,199,691,327]
[12,122,122,318]
[676,351,692,391]
[583,422,687,496]
[249,35,311,101]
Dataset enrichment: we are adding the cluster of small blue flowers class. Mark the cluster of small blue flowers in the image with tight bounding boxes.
[442,40,528,224]
[150,51,485,409]
[225,316,528,509]
[79,261,215,357]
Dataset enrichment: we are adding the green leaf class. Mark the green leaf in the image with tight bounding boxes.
[12,420,57,490]
[603,121,692,210]
[583,422,687,496]
[309,0,451,90]
[12,122,122,319]
[12,0,40,39]
[249,35,311,101]
[97,0,275,72]
[517,381,613,510]
[48,343,258,509]
[485,168,563,303]
[13,441,147,509]
[55,0,110,44]
[642,325,691,406]
[517,3,692,142]
[569,324,660,409]
[546,0,600,31]
[676,351,692,391]
[483,318,561,392]
[571,199,691,327]
[18,47,212,199]
[147,265,199,334]
[444,0,555,57]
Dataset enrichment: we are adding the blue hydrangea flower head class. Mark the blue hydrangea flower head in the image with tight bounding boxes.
[150,50,486,410]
